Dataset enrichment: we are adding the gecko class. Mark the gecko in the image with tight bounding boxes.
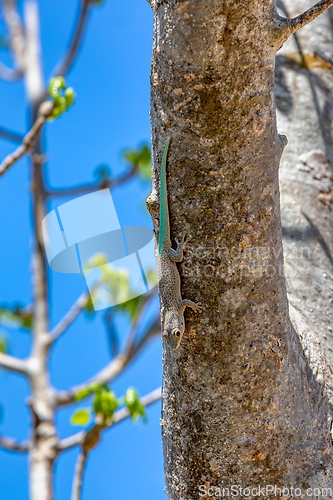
[148,136,204,349]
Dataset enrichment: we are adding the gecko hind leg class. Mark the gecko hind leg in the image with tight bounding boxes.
[179,299,205,314]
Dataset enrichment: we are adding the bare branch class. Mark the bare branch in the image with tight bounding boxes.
[55,314,160,407]
[49,290,91,343]
[0,62,22,81]
[0,126,24,143]
[0,0,24,83]
[56,354,129,407]
[2,0,25,67]
[51,0,90,78]
[58,387,162,451]
[130,315,160,358]
[46,166,137,198]
[0,435,30,452]
[0,352,29,375]
[71,449,88,500]
[0,0,25,77]
[0,101,54,177]
[276,0,333,45]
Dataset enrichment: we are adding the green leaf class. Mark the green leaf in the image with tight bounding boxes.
[84,296,95,315]
[0,305,33,331]
[48,77,75,120]
[93,386,119,424]
[123,144,152,180]
[0,337,7,354]
[116,296,142,319]
[74,383,101,401]
[71,408,91,426]
[124,387,146,423]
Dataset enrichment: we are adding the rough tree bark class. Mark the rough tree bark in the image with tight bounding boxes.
[148,0,333,496]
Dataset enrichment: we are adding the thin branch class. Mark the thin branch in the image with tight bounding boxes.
[0,435,30,452]
[0,352,29,375]
[51,0,90,78]
[276,0,333,44]
[0,126,24,143]
[0,62,22,81]
[58,387,162,451]
[0,101,54,177]
[104,309,119,358]
[55,314,160,407]
[71,449,88,500]
[49,290,91,343]
[130,315,160,358]
[46,166,137,198]
[0,0,25,77]
[56,354,129,407]
[124,289,156,355]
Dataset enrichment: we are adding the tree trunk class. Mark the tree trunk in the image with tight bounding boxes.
[149,0,333,496]
[24,3,56,499]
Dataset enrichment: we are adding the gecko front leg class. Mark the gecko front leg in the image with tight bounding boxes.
[168,232,192,262]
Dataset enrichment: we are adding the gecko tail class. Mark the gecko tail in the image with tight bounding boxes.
[158,136,171,255]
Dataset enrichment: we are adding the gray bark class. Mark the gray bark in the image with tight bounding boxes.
[149,0,333,497]
[24,3,56,499]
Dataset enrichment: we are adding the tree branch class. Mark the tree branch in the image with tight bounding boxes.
[0,435,30,452]
[0,62,22,81]
[0,126,24,143]
[50,0,90,78]
[46,166,137,198]
[58,387,162,451]
[0,101,53,177]
[71,449,88,500]
[0,0,25,78]
[276,0,333,44]
[55,314,160,407]
[0,352,29,375]
[49,290,91,343]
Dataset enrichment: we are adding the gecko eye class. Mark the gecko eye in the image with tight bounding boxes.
[175,330,181,337]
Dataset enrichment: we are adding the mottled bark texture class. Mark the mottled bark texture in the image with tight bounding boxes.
[149,0,333,497]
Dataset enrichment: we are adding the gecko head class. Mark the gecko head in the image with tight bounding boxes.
[162,312,185,350]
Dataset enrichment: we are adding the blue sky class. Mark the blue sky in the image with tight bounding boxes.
[0,1,165,498]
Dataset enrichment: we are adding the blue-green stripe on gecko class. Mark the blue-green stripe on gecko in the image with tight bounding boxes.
[158,136,171,255]
[155,136,205,349]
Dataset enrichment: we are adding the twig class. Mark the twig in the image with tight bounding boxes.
[46,166,137,198]
[58,387,162,451]
[0,101,54,177]
[51,0,90,78]
[0,435,30,452]
[276,0,333,44]
[0,62,22,81]
[49,290,91,343]
[104,309,119,358]
[125,290,156,355]
[55,315,160,407]
[0,0,25,78]
[0,352,29,375]
[0,126,24,143]
[71,449,88,500]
